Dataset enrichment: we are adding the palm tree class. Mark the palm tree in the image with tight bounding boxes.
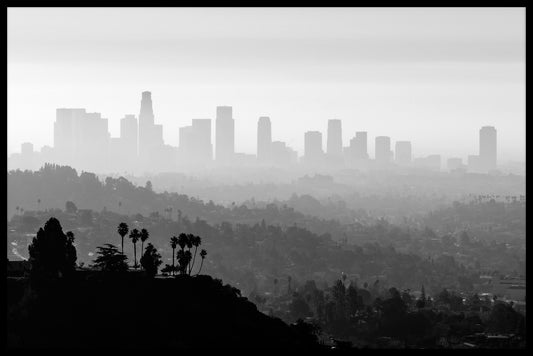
[140,228,149,257]
[177,233,188,251]
[189,235,202,275]
[170,236,178,275]
[185,234,195,274]
[196,249,207,275]
[129,228,141,269]
[117,223,129,254]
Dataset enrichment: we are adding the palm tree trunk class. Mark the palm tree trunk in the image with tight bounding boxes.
[134,243,137,268]
[196,259,204,275]
[191,245,198,274]
[188,248,192,275]
[121,237,124,254]
[172,248,175,276]
[141,241,144,269]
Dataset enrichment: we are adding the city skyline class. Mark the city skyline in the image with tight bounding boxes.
[8,8,525,161]
[9,90,500,175]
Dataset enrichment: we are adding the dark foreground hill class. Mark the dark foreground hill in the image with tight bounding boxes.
[7,273,322,349]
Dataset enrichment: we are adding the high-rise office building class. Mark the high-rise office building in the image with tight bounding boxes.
[120,114,138,157]
[327,119,343,157]
[395,141,412,166]
[257,116,272,163]
[479,126,497,171]
[179,119,212,166]
[19,142,34,170]
[353,131,368,159]
[54,108,86,159]
[271,141,297,166]
[138,91,163,159]
[192,119,212,162]
[53,108,109,170]
[375,136,392,165]
[304,131,323,164]
[345,131,369,168]
[215,106,235,164]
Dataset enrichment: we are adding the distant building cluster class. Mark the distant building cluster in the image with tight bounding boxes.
[9,91,498,174]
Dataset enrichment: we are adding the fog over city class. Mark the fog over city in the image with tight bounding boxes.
[7,7,526,350]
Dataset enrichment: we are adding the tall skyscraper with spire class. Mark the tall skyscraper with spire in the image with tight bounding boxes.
[138,91,163,161]
[257,116,272,163]
[215,106,235,164]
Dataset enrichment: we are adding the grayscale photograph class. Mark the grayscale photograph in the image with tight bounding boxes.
[6,6,526,349]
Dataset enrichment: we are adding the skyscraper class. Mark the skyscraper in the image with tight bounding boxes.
[375,136,392,166]
[215,106,235,164]
[138,91,163,159]
[54,108,86,161]
[192,119,212,162]
[353,131,368,159]
[120,114,138,157]
[304,131,323,164]
[178,119,212,166]
[395,141,412,166]
[53,108,109,171]
[327,119,342,157]
[257,116,272,163]
[479,126,497,171]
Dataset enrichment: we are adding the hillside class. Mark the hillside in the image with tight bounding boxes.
[7,273,322,349]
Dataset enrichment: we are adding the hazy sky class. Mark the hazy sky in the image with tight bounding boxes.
[8,7,525,161]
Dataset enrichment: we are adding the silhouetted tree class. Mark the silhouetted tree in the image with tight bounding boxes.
[170,236,178,275]
[346,284,359,316]
[416,285,426,308]
[28,217,77,281]
[91,244,128,272]
[117,223,129,254]
[129,228,141,268]
[189,234,201,275]
[140,228,150,264]
[197,249,207,275]
[290,293,313,321]
[140,243,162,277]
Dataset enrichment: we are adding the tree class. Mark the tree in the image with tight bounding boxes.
[129,228,141,268]
[65,201,78,214]
[140,243,162,277]
[416,285,426,308]
[290,293,313,321]
[196,249,207,275]
[170,236,178,275]
[332,279,347,319]
[117,223,129,254]
[189,235,201,275]
[28,217,77,281]
[145,180,153,191]
[140,228,150,263]
[346,284,360,316]
[91,244,128,272]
